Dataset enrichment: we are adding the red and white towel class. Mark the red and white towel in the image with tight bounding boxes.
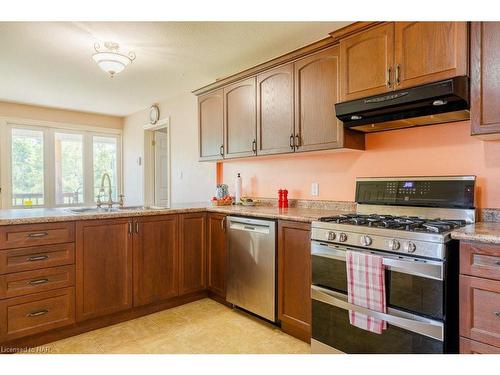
[346,250,387,334]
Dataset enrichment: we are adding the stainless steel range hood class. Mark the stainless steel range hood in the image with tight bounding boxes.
[335,76,470,133]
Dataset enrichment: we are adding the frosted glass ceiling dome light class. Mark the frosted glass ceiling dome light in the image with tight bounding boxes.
[92,42,136,78]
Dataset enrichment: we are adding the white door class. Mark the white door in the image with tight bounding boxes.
[154,128,169,206]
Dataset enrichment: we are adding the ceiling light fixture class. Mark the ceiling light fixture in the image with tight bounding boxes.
[92,42,136,78]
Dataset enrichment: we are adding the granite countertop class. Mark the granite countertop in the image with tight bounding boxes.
[0,203,351,226]
[451,222,500,245]
[207,205,349,223]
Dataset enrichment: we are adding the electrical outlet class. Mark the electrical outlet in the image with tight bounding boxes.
[311,182,319,196]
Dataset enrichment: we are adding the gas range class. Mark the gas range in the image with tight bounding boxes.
[311,176,476,260]
[310,176,476,354]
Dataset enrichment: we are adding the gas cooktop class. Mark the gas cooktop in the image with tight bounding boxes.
[318,214,467,234]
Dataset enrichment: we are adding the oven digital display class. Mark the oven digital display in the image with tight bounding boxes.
[402,181,414,189]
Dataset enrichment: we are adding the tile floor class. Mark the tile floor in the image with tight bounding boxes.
[32,298,311,354]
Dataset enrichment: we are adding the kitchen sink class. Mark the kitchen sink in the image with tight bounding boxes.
[67,207,120,214]
[67,206,169,214]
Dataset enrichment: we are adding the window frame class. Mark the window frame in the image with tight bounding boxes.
[0,118,122,209]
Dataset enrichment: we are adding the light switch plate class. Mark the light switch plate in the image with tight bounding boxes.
[311,182,319,196]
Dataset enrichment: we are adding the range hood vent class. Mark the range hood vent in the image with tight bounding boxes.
[335,76,470,133]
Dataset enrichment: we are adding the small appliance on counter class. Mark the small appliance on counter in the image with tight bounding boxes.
[310,175,475,354]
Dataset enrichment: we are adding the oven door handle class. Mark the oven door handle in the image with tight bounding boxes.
[311,285,444,341]
[311,242,444,281]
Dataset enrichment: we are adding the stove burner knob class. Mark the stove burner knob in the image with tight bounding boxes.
[405,241,417,253]
[326,231,336,241]
[360,235,372,246]
[338,233,348,242]
[388,239,400,250]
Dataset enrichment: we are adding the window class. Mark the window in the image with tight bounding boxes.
[3,124,121,208]
[11,128,45,207]
[55,132,84,205]
[93,136,118,202]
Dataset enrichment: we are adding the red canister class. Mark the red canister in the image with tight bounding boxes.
[278,189,284,208]
[283,189,289,208]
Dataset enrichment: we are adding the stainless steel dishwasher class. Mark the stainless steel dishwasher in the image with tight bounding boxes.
[226,216,277,322]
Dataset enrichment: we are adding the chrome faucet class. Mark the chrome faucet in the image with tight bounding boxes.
[96,173,124,208]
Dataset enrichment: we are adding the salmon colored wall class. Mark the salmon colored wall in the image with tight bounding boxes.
[220,121,500,209]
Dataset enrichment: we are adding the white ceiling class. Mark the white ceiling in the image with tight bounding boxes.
[0,22,351,116]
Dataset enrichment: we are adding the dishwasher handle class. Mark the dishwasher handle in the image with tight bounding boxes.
[227,216,274,234]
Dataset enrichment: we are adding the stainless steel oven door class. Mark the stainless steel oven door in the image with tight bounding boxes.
[311,240,445,320]
[311,285,445,354]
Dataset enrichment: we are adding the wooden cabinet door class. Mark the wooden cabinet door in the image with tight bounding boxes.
[340,23,394,101]
[294,46,342,152]
[278,220,311,342]
[179,213,207,295]
[394,22,467,89]
[459,275,500,348]
[471,22,500,136]
[199,89,224,161]
[76,219,133,321]
[460,337,500,354]
[207,214,226,299]
[257,63,294,155]
[133,215,179,307]
[223,77,257,158]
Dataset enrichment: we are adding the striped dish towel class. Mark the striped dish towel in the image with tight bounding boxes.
[346,250,387,334]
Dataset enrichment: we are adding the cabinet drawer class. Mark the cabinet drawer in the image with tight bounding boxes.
[0,243,75,274]
[460,242,500,281]
[0,287,75,342]
[459,275,500,348]
[0,265,75,299]
[0,222,75,250]
[460,337,500,354]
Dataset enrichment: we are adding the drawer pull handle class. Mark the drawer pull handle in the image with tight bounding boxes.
[28,278,49,285]
[27,232,49,238]
[496,261,500,266]
[495,312,500,317]
[27,255,49,262]
[26,309,49,317]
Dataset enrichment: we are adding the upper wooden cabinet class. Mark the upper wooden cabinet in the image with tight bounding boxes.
[294,46,347,152]
[340,22,468,101]
[471,22,500,137]
[256,63,294,155]
[76,218,133,321]
[394,22,467,89]
[340,23,394,101]
[198,89,224,161]
[223,77,257,158]
[133,215,179,307]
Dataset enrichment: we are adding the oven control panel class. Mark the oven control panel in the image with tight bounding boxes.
[312,225,447,260]
[355,176,475,209]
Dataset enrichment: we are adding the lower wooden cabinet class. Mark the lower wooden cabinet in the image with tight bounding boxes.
[459,275,500,348]
[76,218,133,321]
[277,220,311,342]
[459,241,500,353]
[460,337,500,354]
[0,287,75,342]
[207,213,227,299]
[133,215,179,306]
[179,213,207,295]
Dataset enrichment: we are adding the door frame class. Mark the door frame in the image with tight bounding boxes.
[143,118,171,207]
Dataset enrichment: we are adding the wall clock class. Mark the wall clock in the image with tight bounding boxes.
[149,104,160,125]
